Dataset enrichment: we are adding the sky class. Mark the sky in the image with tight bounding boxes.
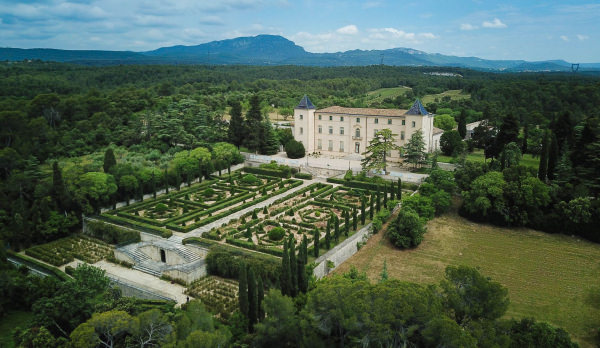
[0,0,598,63]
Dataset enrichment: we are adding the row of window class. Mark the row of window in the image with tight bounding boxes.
[298,114,415,128]
[316,139,399,156]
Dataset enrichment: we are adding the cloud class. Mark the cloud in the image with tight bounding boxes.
[198,16,224,26]
[336,25,358,35]
[560,35,569,41]
[482,18,507,28]
[460,23,478,31]
[576,34,588,41]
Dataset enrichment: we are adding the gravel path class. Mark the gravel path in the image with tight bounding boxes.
[180,178,319,238]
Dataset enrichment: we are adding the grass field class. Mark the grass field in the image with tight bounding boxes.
[334,206,600,347]
[364,86,412,106]
[438,149,541,169]
[0,310,34,348]
[421,89,471,105]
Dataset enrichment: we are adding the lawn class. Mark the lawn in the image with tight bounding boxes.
[334,207,600,347]
[0,310,34,348]
[438,149,541,169]
[364,86,412,106]
[421,89,471,105]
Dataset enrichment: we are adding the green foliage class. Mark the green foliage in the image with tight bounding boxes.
[402,195,435,221]
[205,245,281,287]
[241,174,259,185]
[361,129,402,172]
[387,208,426,248]
[253,289,300,347]
[285,139,305,159]
[440,130,464,156]
[268,227,285,241]
[103,148,116,174]
[403,129,428,168]
[434,114,457,131]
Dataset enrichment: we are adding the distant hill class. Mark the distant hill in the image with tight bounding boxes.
[1,34,597,71]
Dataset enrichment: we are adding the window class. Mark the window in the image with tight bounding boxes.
[388,119,392,125]
[412,121,416,128]
[340,141,344,152]
[401,131,405,140]
[300,114,303,120]
[340,116,344,122]
[355,142,360,153]
[318,115,322,120]
[340,127,344,135]
[402,120,406,125]
[318,139,322,150]
[355,128,361,138]
[374,129,378,137]
[375,118,379,124]
[300,127,303,135]
[328,140,333,151]
[329,126,333,134]
[318,126,322,134]
[329,115,333,121]
[356,118,360,123]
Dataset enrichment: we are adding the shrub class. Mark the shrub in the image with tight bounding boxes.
[203,188,215,197]
[155,203,168,213]
[402,195,435,222]
[285,139,305,159]
[440,130,465,156]
[242,174,259,185]
[294,172,312,180]
[387,208,426,248]
[268,227,285,241]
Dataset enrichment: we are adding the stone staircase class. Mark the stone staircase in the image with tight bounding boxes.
[133,264,162,277]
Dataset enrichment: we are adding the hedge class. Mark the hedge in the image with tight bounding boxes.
[6,250,71,281]
[96,214,172,239]
[244,166,291,178]
[294,172,313,180]
[205,244,281,287]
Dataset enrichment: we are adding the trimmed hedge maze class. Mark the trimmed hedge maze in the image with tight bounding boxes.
[186,276,238,322]
[100,171,303,234]
[25,235,113,266]
[198,179,405,259]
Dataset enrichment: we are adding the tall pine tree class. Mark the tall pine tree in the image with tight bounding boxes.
[334,215,340,242]
[289,237,298,297]
[247,266,258,330]
[238,263,248,317]
[325,220,331,249]
[397,178,402,200]
[360,196,366,225]
[547,132,559,180]
[344,210,350,237]
[260,119,280,155]
[299,235,308,293]
[313,228,320,258]
[369,193,374,219]
[352,207,358,230]
[243,95,264,152]
[538,130,549,181]
[228,101,246,148]
[281,242,291,296]
[103,148,116,173]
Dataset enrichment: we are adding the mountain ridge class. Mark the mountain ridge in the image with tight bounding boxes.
[1,34,598,71]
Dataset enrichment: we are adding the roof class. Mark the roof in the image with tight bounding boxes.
[296,95,315,109]
[316,106,407,117]
[405,99,430,115]
[433,127,444,135]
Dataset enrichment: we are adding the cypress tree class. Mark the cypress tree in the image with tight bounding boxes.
[301,234,308,265]
[369,194,374,219]
[538,130,549,181]
[496,113,520,151]
[257,275,265,321]
[103,148,116,173]
[397,178,402,200]
[325,220,331,249]
[247,266,258,330]
[52,161,65,209]
[281,242,290,296]
[152,170,156,199]
[313,228,320,258]
[238,263,248,317]
[383,184,388,207]
[352,207,358,230]
[360,196,366,225]
[522,124,529,154]
[261,119,280,155]
[164,168,169,194]
[547,132,559,180]
[299,235,308,293]
[228,101,245,148]
[376,188,381,212]
[334,215,340,242]
[390,183,395,200]
[289,237,298,297]
[244,94,264,152]
[458,109,467,139]
[344,210,350,237]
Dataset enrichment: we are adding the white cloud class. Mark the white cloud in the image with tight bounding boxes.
[419,32,437,39]
[482,18,507,28]
[577,34,589,41]
[460,23,478,31]
[560,35,569,41]
[336,25,358,35]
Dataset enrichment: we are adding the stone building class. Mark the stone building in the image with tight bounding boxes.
[293,95,436,161]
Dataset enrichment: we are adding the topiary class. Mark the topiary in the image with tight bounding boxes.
[242,174,259,185]
[203,188,215,197]
[268,227,285,241]
[155,203,168,213]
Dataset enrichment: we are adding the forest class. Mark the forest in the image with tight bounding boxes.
[1,61,600,347]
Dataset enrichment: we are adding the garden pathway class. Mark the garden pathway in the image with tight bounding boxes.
[180,178,322,238]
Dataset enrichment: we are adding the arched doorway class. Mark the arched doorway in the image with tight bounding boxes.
[160,249,166,263]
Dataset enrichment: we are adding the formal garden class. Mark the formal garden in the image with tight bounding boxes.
[97,168,304,236]
[24,235,113,266]
[192,173,416,259]
[186,276,239,322]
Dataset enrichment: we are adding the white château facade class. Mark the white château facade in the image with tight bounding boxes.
[293,96,436,161]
